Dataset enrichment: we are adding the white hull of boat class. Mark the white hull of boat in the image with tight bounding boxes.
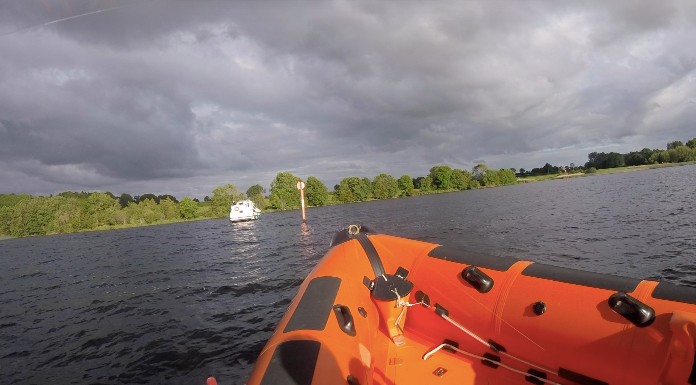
[229,200,261,222]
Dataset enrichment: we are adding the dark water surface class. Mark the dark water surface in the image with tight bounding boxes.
[1,165,695,384]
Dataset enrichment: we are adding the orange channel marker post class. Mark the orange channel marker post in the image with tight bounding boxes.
[296,180,306,223]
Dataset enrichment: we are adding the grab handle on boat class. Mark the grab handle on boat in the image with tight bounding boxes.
[608,292,655,328]
[461,266,494,293]
[333,304,356,336]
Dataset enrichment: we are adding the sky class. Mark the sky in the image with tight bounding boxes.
[1,0,695,199]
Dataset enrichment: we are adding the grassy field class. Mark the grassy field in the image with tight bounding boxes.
[518,161,696,183]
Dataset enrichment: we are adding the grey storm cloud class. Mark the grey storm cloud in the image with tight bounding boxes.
[1,0,695,198]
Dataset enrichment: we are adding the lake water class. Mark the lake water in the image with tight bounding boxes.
[1,165,695,384]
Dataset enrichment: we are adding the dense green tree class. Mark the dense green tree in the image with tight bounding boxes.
[123,202,141,224]
[528,163,560,175]
[158,194,179,204]
[686,138,696,149]
[667,141,684,150]
[252,195,268,210]
[372,173,399,199]
[606,152,626,168]
[650,150,670,164]
[335,177,371,203]
[47,196,89,233]
[58,191,90,199]
[85,192,120,227]
[450,169,475,190]
[246,184,267,210]
[305,176,329,206]
[398,175,414,196]
[178,197,198,219]
[136,198,165,224]
[138,193,159,204]
[118,193,134,208]
[625,151,646,166]
[0,189,216,237]
[428,165,453,190]
[585,152,601,169]
[109,207,130,226]
[641,148,656,163]
[481,169,501,186]
[668,146,696,163]
[497,168,518,185]
[159,198,180,219]
[210,184,245,217]
[269,172,302,210]
[0,193,32,207]
[586,152,625,169]
[418,176,433,192]
[8,197,54,236]
[246,184,265,198]
[0,206,12,234]
[362,177,373,199]
[472,163,488,182]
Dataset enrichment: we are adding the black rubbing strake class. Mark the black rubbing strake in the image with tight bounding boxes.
[652,281,696,305]
[558,368,609,385]
[522,263,640,292]
[428,246,519,271]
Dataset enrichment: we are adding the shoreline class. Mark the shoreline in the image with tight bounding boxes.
[2,161,695,240]
[518,161,696,183]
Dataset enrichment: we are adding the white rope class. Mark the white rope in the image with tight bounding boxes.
[395,285,560,381]
[411,292,559,378]
[441,314,557,375]
[441,314,491,348]
[423,343,563,385]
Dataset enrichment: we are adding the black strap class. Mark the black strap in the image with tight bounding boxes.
[355,233,386,278]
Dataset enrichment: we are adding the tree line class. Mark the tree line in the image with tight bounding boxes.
[518,137,696,176]
[259,164,517,210]
[584,139,696,170]
[2,137,693,238]
[0,163,515,237]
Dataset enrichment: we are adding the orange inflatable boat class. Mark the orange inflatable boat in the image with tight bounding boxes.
[247,225,696,385]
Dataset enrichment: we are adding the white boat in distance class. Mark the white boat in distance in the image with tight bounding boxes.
[229,200,261,222]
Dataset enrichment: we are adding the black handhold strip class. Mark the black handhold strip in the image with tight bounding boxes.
[355,233,386,278]
[284,276,341,333]
[259,340,321,385]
